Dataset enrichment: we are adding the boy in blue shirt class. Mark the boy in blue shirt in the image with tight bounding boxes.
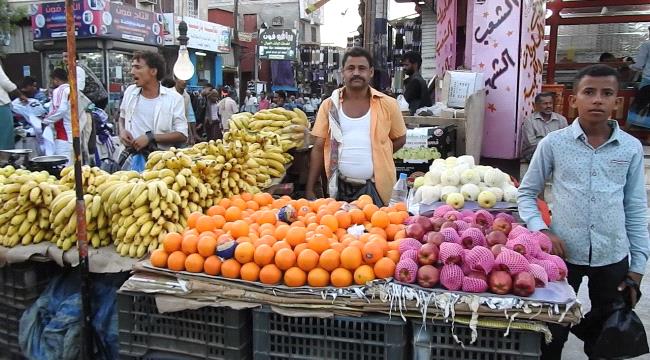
[518,64,650,359]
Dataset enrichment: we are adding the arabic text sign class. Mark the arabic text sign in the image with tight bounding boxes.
[436,0,457,79]
[162,14,231,53]
[259,28,297,61]
[471,0,522,159]
[31,0,98,39]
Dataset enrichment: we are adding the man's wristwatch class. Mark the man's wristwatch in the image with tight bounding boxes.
[146,131,156,147]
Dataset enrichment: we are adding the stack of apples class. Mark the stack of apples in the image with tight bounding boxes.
[394,206,567,297]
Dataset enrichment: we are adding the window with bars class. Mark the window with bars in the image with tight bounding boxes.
[186,0,198,18]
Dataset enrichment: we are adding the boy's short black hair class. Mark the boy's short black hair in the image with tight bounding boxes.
[402,51,422,68]
[573,64,620,93]
[599,52,616,62]
[275,91,287,100]
[535,92,555,103]
[342,47,374,68]
[20,76,37,88]
[132,51,166,81]
[161,77,176,88]
[50,68,68,82]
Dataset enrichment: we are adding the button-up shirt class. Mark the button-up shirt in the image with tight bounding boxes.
[631,40,650,80]
[520,112,568,161]
[518,119,649,274]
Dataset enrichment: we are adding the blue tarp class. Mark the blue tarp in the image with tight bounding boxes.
[271,85,299,92]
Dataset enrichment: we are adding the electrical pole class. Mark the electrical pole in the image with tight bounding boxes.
[233,0,241,104]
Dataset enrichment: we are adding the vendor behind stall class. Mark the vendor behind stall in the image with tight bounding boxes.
[520,92,568,162]
[305,47,407,205]
[401,52,432,115]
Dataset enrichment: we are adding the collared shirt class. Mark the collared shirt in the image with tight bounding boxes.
[518,119,650,274]
[312,87,407,203]
[403,72,432,115]
[520,112,568,160]
[0,63,17,106]
[632,40,650,80]
[45,84,71,142]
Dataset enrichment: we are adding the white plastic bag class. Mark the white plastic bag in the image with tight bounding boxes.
[397,94,410,112]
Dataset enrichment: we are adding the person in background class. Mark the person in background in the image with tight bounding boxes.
[258,93,271,110]
[626,85,650,129]
[273,91,296,110]
[62,52,85,92]
[217,86,238,133]
[295,96,305,110]
[518,65,649,359]
[599,52,617,64]
[402,51,432,115]
[305,47,407,204]
[19,76,47,102]
[0,61,28,149]
[119,51,187,153]
[520,92,568,162]
[289,95,296,107]
[303,96,315,118]
[311,93,321,110]
[631,27,650,88]
[163,78,199,145]
[244,90,258,113]
[43,69,73,164]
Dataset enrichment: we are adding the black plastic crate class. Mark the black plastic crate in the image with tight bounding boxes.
[0,303,25,360]
[411,319,542,360]
[0,261,61,309]
[118,292,252,360]
[253,306,410,360]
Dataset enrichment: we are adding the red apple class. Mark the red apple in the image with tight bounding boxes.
[417,265,440,288]
[412,215,433,232]
[491,244,504,257]
[431,217,446,232]
[423,231,444,247]
[406,223,426,241]
[440,221,458,231]
[488,271,513,295]
[486,230,508,247]
[468,270,488,282]
[492,218,512,235]
[418,244,439,266]
[512,272,536,297]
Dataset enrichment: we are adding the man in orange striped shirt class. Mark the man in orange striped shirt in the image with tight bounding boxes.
[305,47,407,205]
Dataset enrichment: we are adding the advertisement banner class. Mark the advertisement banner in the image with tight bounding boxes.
[259,28,297,61]
[436,0,457,79]
[31,0,163,46]
[299,0,324,25]
[162,14,231,53]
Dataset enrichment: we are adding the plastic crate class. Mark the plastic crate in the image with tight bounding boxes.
[0,261,61,309]
[411,319,542,360]
[118,291,252,360]
[0,303,25,360]
[253,306,410,360]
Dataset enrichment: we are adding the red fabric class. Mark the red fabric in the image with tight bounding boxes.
[511,176,552,226]
[54,121,67,141]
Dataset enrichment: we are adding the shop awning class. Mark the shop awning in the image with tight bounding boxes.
[271,85,299,92]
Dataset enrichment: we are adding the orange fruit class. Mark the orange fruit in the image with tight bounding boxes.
[181,234,199,255]
[150,249,169,268]
[230,220,250,238]
[357,194,373,205]
[349,209,365,225]
[218,198,232,208]
[393,230,406,241]
[349,240,365,249]
[340,246,362,270]
[394,202,407,212]
[334,211,352,229]
[318,249,341,272]
[368,227,387,240]
[163,232,182,253]
[240,192,253,201]
[204,255,222,275]
[314,224,333,238]
[373,257,396,279]
[245,200,260,211]
[284,267,307,287]
[370,211,390,229]
[363,204,379,221]
[185,253,205,273]
[255,234,277,248]
[385,224,401,240]
[307,233,331,254]
[254,244,276,266]
[274,248,297,270]
[232,198,247,210]
[354,265,376,285]
[386,250,401,264]
[272,240,291,252]
[253,193,273,206]
[319,214,339,232]
[274,224,290,241]
[297,248,320,271]
[197,236,217,258]
[293,243,309,256]
[167,251,187,271]
[388,212,403,225]
[307,267,330,287]
[330,242,346,253]
[259,264,282,285]
[240,262,261,282]
[221,259,242,279]
[234,242,255,264]
[362,242,383,264]
[187,212,202,229]
[224,206,242,222]
[330,268,353,287]
[207,205,226,217]
[212,215,226,229]
[194,215,216,233]
[257,210,277,225]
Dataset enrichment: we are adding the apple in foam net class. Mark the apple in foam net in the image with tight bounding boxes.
[423,231,444,247]
[430,217,446,232]
[417,265,440,288]
[440,221,458,231]
[488,270,513,295]
[512,272,536,297]
[492,218,512,235]
[491,244,505,257]
[486,230,508,247]
[418,243,439,266]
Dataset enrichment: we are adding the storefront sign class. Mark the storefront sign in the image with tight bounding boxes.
[299,0,323,25]
[162,14,231,53]
[259,28,297,61]
[272,17,284,27]
[238,32,254,43]
[31,0,163,46]
[436,0,457,79]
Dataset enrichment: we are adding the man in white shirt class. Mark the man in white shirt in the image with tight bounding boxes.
[217,87,238,132]
[43,68,73,164]
[520,92,568,162]
[119,51,187,152]
[631,27,650,88]
[175,79,199,145]
[244,91,258,113]
[62,52,85,92]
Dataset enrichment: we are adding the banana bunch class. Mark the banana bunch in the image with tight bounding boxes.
[49,190,110,251]
[228,112,253,132]
[0,165,17,179]
[241,108,309,151]
[100,179,184,258]
[59,165,110,195]
[243,132,294,188]
[0,168,68,247]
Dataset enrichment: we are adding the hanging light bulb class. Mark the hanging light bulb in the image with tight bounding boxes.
[173,19,195,81]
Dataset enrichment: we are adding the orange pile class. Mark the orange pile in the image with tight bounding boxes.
[151,193,408,288]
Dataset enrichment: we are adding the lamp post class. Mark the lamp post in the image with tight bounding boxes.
[174,19,195,81]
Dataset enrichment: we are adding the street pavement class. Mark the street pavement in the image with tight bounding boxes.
[563,261,650,359]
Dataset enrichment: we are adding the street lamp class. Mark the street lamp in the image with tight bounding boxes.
[173,19,195,81]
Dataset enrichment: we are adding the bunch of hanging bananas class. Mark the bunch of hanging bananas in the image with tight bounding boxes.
[98,179,184,257]
[59,166,110,195]
[231,108,310,151]
[0,168,69,247]
[49,190,110,251]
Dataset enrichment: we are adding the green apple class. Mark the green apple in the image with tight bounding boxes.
[445,192,465,209]
[477,191,497,209]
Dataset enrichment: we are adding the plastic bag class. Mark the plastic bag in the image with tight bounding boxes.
[572,286,649,359]
[337,178,385,207]
[119,152,146,173]
[397,94,410,112]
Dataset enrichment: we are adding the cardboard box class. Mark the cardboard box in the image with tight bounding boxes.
[441,71,484,108]
[393,125,457,177]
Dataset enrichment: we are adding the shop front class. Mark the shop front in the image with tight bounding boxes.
[163,14,232,88]
[30,0,164,116]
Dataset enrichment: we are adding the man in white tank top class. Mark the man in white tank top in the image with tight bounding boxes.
[306,47,407,204]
